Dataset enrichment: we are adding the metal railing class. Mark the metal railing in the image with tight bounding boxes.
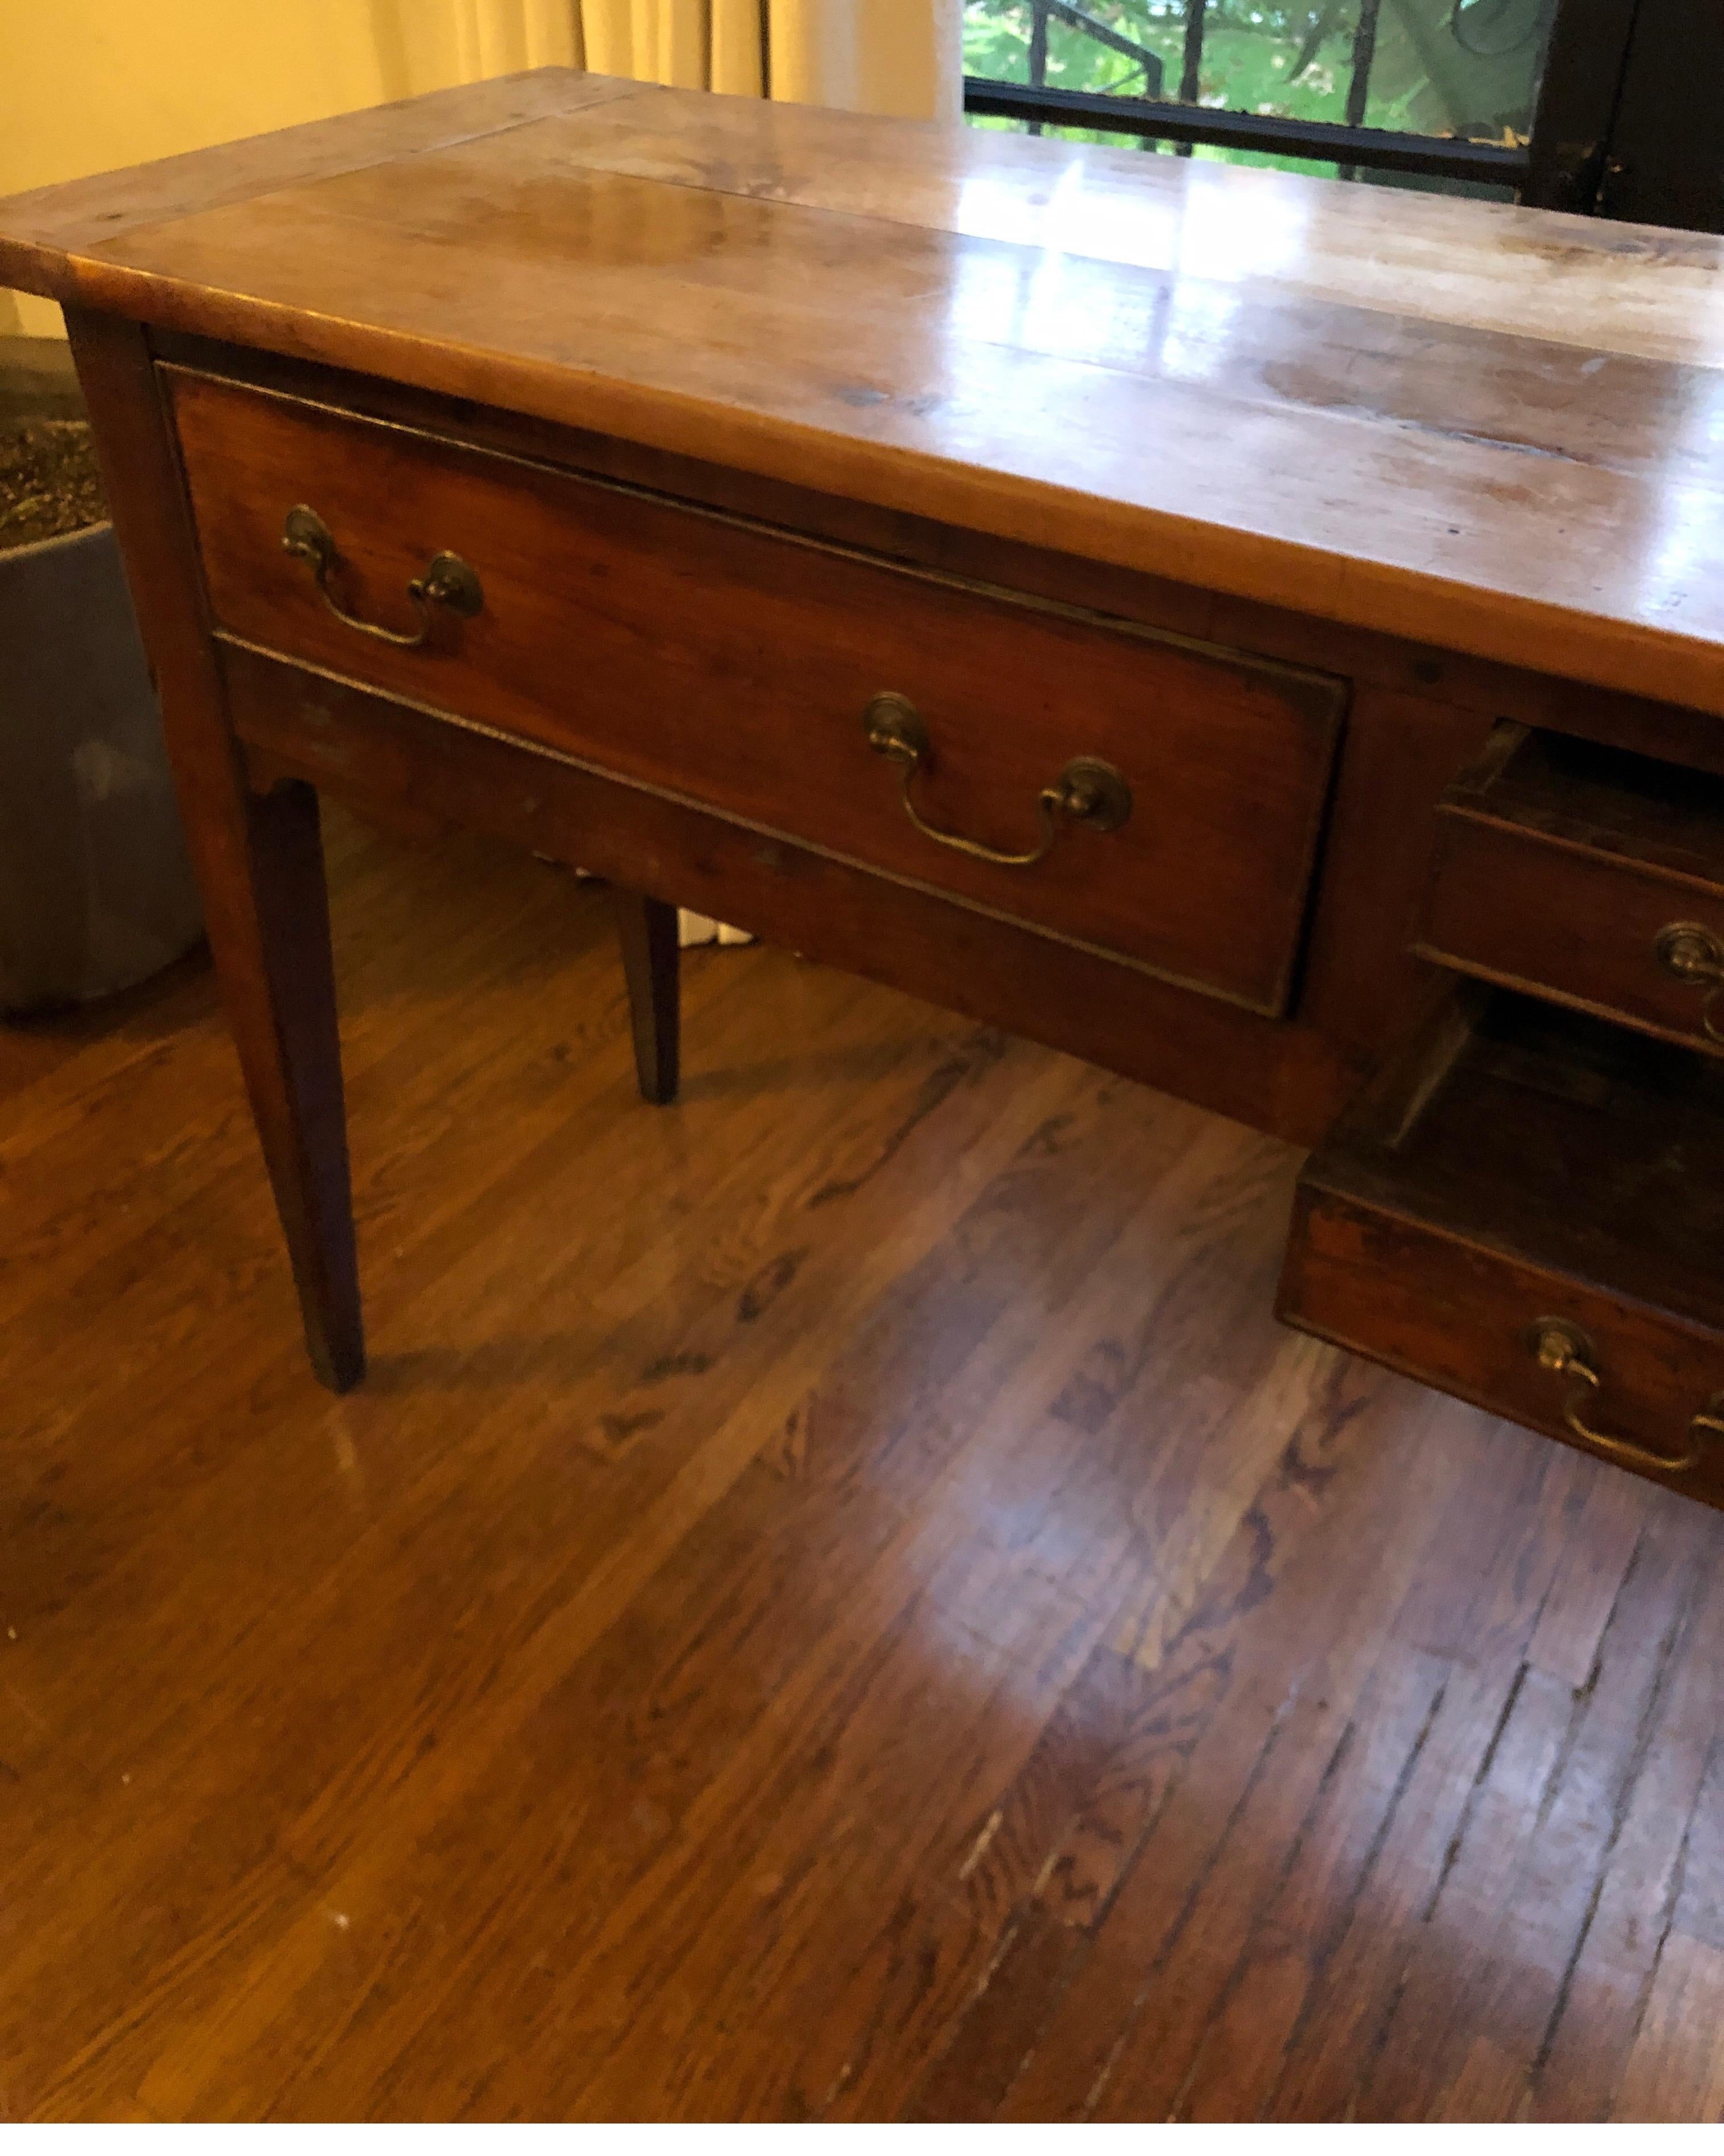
[964,0,1535,186]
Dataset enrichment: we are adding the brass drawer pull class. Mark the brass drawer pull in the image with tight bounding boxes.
[282,505,483,648]
[863,691,1131,869]
[1654,921,1724,1043]
[1527,1320,1724,1475]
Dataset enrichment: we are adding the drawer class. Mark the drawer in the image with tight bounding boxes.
[1416,721,1724,1055]
[1278,988,1724,1508]
[166,367,1345,1019]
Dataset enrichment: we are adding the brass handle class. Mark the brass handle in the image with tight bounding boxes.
[282,505,483,648]
[1526,1320,1724,1475]
[1654,921,1724,1043]
[863,691,1131,869]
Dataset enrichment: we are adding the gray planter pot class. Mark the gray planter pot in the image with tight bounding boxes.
[0,518,202,1014]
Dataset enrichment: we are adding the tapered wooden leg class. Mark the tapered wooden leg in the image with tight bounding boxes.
[612,888,680,1105]
[64,306,363,1389]
[226,779,364,1389]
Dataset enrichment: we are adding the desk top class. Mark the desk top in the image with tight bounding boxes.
[5,70,1723,714]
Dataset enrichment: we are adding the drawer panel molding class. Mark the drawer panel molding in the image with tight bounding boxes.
[169,364,1347,1020]
[1417,720,1724,1053]
[1279,988,1724,1510]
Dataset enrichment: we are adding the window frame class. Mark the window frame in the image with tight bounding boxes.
[962,0,1644,202]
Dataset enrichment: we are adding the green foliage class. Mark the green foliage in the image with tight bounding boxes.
[963,3,1353,125]
[961,1,1548,144]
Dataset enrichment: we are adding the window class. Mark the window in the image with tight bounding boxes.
[961,1,1721,221]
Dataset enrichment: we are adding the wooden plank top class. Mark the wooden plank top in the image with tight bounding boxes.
[5,68,1724,713]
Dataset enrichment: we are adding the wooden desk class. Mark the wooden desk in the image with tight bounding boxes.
[6,71,1724,1504]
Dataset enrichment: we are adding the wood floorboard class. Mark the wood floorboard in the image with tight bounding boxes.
[3,804,1721,2122]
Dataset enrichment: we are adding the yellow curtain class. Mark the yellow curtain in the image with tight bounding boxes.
[376,1,961,117]
[371,0,584,92]
[571,0,959,119]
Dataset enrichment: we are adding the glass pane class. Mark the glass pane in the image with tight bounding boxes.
[962,1,1558,149]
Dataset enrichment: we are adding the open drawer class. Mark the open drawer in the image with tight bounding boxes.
[1415,721,1724,1055]
[1278,987,1724,1507]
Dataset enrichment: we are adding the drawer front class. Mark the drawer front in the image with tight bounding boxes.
[168,367,1345,1017]
[1284,1185,1724,1510]
[1278,992,1724,1509]
[1416,723,1724,1054]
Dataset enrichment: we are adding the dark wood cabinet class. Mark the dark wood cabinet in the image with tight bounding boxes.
[5,67,1724,1506]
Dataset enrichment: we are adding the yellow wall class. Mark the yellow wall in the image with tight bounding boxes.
[0,1,578,336]
[2,1,955,336]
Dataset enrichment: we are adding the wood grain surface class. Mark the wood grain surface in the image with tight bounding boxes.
[1416,724,1724,1055]
[63,307,364,1390]
[217,640,1357,1145]
[168,362,1344,1018]
[3,806,1721,2122]
[1281,991,1724,1508]
[5,72,1724,711]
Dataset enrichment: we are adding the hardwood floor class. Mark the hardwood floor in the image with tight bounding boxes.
[4,804,1721,2124]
